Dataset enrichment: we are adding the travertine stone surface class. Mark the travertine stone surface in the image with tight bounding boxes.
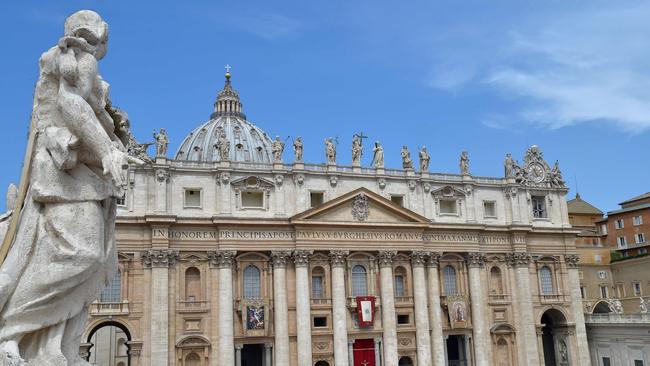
[379,251,398,366]
[426,254,446,366]
[467,255,490,366]
[271,250,291,366]
[294,250,313,366]
[411,251,432,366]
[330,250,349,366]
[0,10,138,365]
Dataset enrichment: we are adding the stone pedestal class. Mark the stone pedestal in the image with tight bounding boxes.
[330,251,350,366]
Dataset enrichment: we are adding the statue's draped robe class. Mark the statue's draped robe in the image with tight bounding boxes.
[0,46,117,358]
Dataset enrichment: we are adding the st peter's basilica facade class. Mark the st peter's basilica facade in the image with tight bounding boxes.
[82,71,590,366]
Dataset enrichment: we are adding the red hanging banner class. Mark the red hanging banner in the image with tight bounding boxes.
[356,296,375,327]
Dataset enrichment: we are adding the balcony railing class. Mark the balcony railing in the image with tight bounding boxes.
[585,313,650,324]
[311,298,332,306]
[394,296,414,304]
[178,300,209,312]
[89,301,130,315]
[488,294,510,303]
[539,294,567,303]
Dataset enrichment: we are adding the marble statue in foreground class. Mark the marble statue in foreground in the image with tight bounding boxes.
[0,10,139,365]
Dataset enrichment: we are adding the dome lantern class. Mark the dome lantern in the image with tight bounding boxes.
[211,65,245,119]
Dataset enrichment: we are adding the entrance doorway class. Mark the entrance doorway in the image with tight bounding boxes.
[241,344,264,366]
[541,309,569,366]
[446,335,469,366]
[353,339,376,366]
[86,321,131,366]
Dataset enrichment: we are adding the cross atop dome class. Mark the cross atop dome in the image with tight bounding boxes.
[212,64,245,119]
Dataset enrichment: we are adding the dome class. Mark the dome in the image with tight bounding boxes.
[175,70,274,163]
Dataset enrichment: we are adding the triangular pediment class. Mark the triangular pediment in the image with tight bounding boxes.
[291,187,430,226]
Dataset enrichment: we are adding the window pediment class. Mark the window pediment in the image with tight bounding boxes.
[230,176,275,190]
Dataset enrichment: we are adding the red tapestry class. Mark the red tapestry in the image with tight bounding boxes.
[353,339,376,366]
[355,296,375,327]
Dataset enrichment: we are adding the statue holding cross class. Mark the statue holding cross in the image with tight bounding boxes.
[351,132,367,167]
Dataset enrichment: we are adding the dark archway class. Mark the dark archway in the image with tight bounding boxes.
[399,356,414,366]
[541,309,568,366]
[314,361,330,366]
[592,301,611,314]
[86,321,132,366]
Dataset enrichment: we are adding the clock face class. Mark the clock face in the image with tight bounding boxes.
[528,163,546,183]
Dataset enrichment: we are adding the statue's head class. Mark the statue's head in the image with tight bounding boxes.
[64,10,109,59]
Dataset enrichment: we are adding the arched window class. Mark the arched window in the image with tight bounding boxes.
[312,266,325,299]
[443,266,458,296]
[394,266,407,297]
[490,266,504,294]
[399,356,414,366]
[100,270,121,303]
[243,265,261,299]
[539,266,554,294]
[185,267,201,301]
[351,265,368,296]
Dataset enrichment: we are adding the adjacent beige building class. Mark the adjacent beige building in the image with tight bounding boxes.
[81,72,591,366]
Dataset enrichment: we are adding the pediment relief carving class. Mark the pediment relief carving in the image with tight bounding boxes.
[431,185,466,198]
[230,175,275,190]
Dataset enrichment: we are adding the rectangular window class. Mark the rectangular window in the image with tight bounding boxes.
[600,286,609,298]
[313,316,328,328]
[600,224,608,235]
[597,271,607,279]
[616,283,625,298]
[617,236,627,248]
[633,282,642,296]
[394,275,405,297]
[532,196,547,219]
[615,219,624,229]
[640,248,648,254]
[483,201,497,218]
[390,195,404,207]
[594,255,602,263]
[634,216,643,226]
[580,286,587,299]
[241,191,264,208]
[439,200,458,215]
[602,357,611,366]
[636,233,646,244]
[397,314,410,325]
[623,251,629,257]
[309,191,324,208]
[184,189,201,208]
[634,360,644,366]
[311,276,323,299]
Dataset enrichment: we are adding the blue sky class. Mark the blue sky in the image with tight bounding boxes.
[0,0,648,213]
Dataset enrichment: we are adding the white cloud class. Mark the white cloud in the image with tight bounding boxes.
[431,2,650,133]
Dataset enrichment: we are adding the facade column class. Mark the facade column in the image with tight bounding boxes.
[330,250,350,366]
[378,251,398,366]
[426,253,446,366]
[211,250,237,366]
[271,251,292,366]
[235,344,243,366]
[507,252,540,366]
[466,252,490,366]
[142,249,178,366]
[410,251,432,366]
[348,341,355,366]
[264,343,273,366]
[374,338,382,366]
[294,250,314,366]
[566,254,592,366]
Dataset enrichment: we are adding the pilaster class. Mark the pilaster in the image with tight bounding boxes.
[565,254,591,366]
[294,250,314,366]
[466,252,490,366]
[425,252,446,366]
[330,250,350,366]
[378,250,398,366]
[209,250,237,366]
[411,251,432,366]
[506,252,540,366]
[271,250,292,366]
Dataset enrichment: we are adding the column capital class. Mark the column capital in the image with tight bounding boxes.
[235,344,244,351]
[329,250,349,267]
[293,249,314,267]
[141,249,179,268]
[465,252,486,268]
[378,250,397,267]
[264,343,273,349]
[271,250,293,268]
[207,250,237,268]
[505,252,532,267]
[410,251,428,267]
[426,252,442,268]
[565,254,580,268]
